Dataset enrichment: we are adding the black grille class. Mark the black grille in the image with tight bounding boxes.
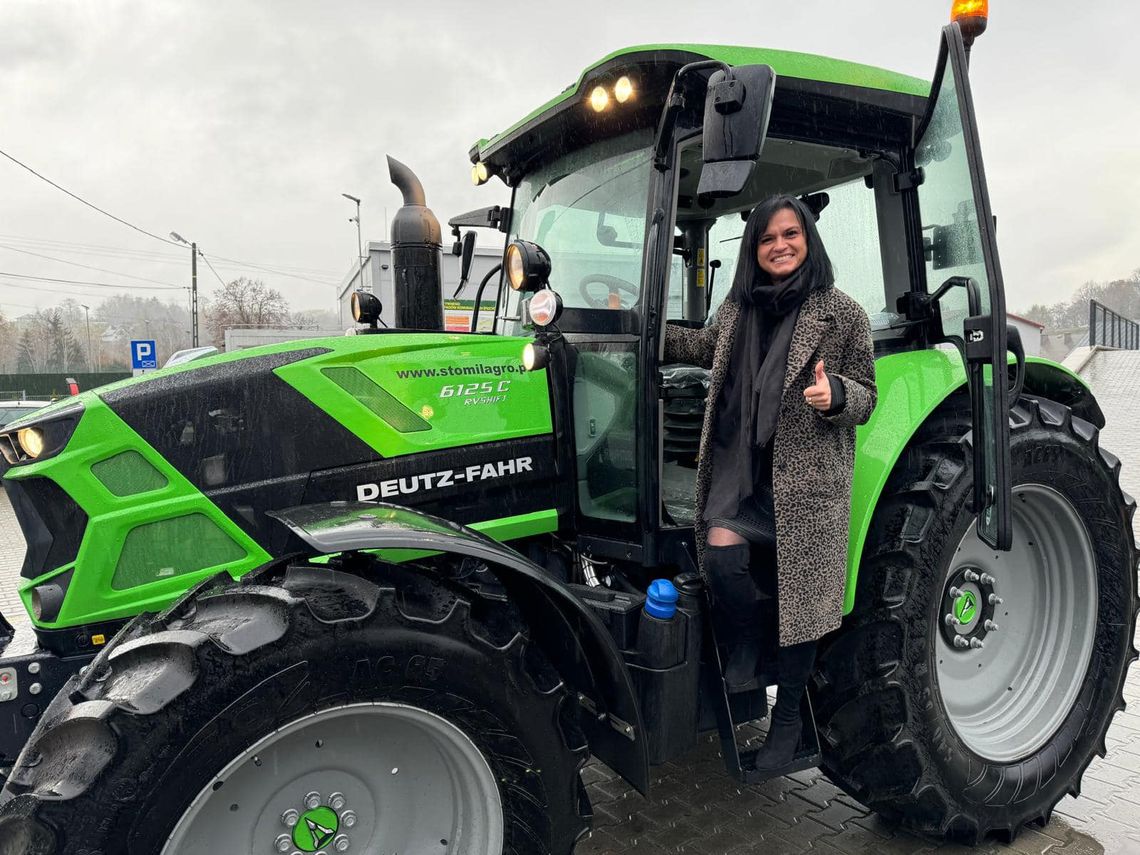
[6,477,88,580]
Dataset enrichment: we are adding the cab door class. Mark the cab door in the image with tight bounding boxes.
[914,23,1012,549]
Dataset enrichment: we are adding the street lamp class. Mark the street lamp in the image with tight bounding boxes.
[80,304,94,372]
[342,194,365,323]
[170,231,199,347]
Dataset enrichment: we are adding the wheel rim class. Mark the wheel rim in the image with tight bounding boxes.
[161,702,504,854]
[934,483,1097,763]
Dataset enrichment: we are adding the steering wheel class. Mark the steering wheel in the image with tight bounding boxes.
[577,273,639,309]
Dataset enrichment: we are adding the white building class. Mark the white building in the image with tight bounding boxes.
[1006,312,1044,358]
[338,239,503,332]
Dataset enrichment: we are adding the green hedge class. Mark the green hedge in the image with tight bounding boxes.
[0,372,131,399]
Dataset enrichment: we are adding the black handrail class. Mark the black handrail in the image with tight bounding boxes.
[1089,300,1140,350]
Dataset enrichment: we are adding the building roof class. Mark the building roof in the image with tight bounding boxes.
[1007,312,1046,330]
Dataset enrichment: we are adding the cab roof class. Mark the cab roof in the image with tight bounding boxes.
[471,43,929,163]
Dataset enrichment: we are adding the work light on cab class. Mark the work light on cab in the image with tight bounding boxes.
[614,75,635,103]
[505,239,551,293]
[17,426,45,459]
[589,85,609,112]
[522,341,550,372]
[951,0,988,44]
[351,290,383,328]
[470,161,490,186]
[528,288,563,327]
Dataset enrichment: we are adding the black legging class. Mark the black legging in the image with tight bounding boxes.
[705,542,817,719]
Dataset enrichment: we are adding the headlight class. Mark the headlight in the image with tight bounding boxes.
[505,240,552,293]
[471,161,490,186]
[528,288,563,328]
[0,402,84,465]
[17,427,45,459]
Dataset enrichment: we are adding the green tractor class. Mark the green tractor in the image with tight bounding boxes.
[1,12,1136,854]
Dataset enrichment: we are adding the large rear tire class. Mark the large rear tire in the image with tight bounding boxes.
[814,397,1139,843]
[0,557,590,854]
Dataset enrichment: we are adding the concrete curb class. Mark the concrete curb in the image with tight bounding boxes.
[1063,345,1108,376]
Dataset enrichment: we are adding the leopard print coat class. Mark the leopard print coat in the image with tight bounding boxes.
[664,287,877,645]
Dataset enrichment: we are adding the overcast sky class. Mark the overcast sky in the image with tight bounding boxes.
[1,0,1136,324]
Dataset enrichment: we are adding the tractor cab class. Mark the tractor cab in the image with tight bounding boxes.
[469,22,1015,578]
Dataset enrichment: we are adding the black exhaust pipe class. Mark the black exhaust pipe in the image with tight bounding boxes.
[387,155,444,330]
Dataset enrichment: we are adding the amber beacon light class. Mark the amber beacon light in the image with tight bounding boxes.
[951,0,988,46]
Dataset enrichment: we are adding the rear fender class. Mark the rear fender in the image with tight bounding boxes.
[847,352,1103,613]
[268,501,650,794]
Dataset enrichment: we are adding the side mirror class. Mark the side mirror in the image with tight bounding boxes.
[698,65,776,199]
[925,203,981,270]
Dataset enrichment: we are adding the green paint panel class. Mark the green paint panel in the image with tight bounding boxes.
[8,398,271,627]
[476,42,930,157]
[274,333,551,458]
[91,450,168,497]
[113,513,247,590]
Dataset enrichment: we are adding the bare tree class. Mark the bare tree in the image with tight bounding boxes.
[205,278,291,347]
[0,310,14,372]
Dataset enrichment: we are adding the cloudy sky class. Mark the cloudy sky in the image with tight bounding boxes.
[1,0,1136,324]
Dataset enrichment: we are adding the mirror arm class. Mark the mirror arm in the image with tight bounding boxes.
[653,60,730,171]
[468,263,503,334]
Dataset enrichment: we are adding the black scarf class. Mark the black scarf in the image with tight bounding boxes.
[706,269,813,521]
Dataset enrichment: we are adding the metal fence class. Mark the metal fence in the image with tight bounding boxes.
[0,373,131,399]
[1089,300,1140,349]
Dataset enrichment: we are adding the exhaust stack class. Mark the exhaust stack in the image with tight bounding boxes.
[387,155,444,330]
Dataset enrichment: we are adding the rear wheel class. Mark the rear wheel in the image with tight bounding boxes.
[0,557,590,854]
[815,397,1139,842]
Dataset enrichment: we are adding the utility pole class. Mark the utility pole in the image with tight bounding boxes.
[342,192,364,286]
[170,232,200,347]
[191,241,198,347]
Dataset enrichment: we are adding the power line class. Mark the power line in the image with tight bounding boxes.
[0,271,184,291]
[0,147,180,247]
[0,280,188,305]
[197,251,228,287]
[0,243,183,287]
[0,232,343,283]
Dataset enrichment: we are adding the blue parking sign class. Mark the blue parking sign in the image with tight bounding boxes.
[130,340,158,370]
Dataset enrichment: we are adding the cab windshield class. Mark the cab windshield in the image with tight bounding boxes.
[503,128,653,325]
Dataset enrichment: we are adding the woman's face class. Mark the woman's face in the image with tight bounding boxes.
[755,207,807,282]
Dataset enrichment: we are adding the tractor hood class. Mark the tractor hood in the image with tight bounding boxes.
[1,333,560,629]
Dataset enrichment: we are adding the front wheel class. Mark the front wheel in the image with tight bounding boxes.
[0,557,591,854]
[815,397,1139,843]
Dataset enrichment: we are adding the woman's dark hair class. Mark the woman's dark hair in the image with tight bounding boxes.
[727,194,835,305]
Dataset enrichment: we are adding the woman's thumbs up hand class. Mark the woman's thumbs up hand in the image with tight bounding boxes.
[803,359,831,411]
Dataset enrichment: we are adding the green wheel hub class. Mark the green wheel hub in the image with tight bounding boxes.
[161,702,504,854]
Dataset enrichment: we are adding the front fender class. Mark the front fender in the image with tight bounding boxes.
[268,501,650,794]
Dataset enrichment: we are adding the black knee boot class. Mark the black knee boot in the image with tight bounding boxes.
[704,544,761,692]
[753,639,816,770]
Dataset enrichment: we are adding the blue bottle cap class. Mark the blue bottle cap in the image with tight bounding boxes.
[645,578,679,620]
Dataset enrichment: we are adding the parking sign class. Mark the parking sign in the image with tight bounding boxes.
[130,340,157,371]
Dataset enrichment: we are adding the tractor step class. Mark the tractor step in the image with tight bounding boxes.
[733,696,823,784]
[701,593,823,784]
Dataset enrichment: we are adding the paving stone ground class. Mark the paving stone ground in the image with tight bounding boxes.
[2,349,1140,853]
